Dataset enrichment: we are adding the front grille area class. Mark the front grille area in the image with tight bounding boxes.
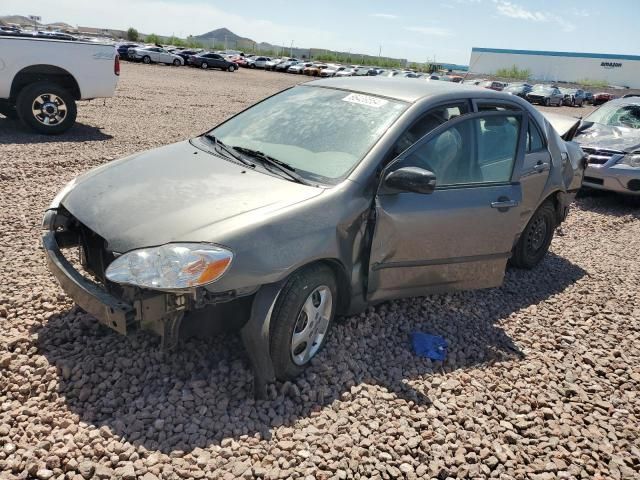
[581,147,620,165]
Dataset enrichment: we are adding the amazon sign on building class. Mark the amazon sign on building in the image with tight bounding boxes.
[469,47,640,88]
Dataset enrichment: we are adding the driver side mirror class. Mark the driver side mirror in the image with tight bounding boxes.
[383,166,437,194]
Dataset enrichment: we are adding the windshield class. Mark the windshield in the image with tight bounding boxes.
[585,103,640,129]
[206,86,407,182]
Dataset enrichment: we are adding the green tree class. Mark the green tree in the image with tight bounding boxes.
[145,33,161,45]
[126,27,139,41]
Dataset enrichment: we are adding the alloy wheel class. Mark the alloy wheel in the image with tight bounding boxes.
[31,93,67,126]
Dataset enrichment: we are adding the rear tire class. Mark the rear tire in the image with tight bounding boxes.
[173,59,181,66]
[228,65,236,72]
[510,201,556,269]
[201,62,208,69]
[544,98,551,106]
[16,82,77,135]
[270,264,337,380]
[142,55,151,64]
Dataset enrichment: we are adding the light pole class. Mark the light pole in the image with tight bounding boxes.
[290,40,294,57]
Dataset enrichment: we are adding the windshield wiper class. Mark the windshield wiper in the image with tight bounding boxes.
[232,146,310,185]
[203,134,256,168]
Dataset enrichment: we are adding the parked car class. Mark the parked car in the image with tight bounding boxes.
[526,85,564,106]
[449,75,464,83]
[303,64,329,76]
[264,58,283,71]
[503,83,533,98]
[334,67,355,77]
[583,91,594,104]
[320,65,346,77]
[275,58,299,72]
[247,56,271,69]
[174,49,202,64]
[188,52,237,71]
[574,97,640,197]
[128,46,184,66]
[560,88,585,107]
[43,79,584,394]
[116,43,140,60]
[288,62,313,74]
[479,80,505,91]
[234,56,250,68]
[354,67,377,76]
[0,33,119,134]
[592,92,616,106]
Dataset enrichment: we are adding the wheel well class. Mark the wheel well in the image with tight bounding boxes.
[10,65,81,102]
[294,259,351,315]
[539,191,564,225]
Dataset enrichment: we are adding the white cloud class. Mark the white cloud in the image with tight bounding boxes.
[493,0,576,33]
[369,13,398,19]
[404,26,453,37]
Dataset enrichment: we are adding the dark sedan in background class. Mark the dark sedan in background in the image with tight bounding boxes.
[188,52,238,71]
[504,83,533,98]
[526,85,564,106]
[560,88,586,107]
[116,43,140,60]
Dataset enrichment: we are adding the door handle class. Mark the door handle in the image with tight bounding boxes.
[491,198,519,210]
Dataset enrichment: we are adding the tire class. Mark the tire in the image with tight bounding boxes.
[173,59,181,66]
[142,55,151,64]
[0,102,18,119]
[228,65,236,72]
[201,62,208,69]
[250,64,256,69]
[16,82,77,135]
[270,264,337,380]
[510,201,556,269]
[544,98,550,106]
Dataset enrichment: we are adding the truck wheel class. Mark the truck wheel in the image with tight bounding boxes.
[16,82,77,135]
[510,201,556,269]
[270,264,337,380]
[142,56,151,64]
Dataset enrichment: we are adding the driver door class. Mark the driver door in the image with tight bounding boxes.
[367,111,528,302]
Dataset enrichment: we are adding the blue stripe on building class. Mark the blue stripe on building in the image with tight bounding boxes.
[472,47,640,62]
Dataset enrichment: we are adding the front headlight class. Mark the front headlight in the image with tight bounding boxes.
[105,243,233,290]
[618,154,640,168]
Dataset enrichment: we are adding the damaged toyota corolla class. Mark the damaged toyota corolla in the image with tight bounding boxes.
[43,78,585,395]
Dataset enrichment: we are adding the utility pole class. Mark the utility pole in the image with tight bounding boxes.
[378,45,382,58]
[224,35,228,50]
[290,40,294,57]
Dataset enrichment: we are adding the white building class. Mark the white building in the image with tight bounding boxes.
[469,47,640,88]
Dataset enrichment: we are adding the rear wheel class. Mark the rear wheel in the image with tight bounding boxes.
[142,55,151,64]
[201,62,208,69]
[16,81,77,135]
[270,264,337,380]
[228,64,236,72]
[544,98,551,106]
[510,201,556,269]
[173,59,181,66]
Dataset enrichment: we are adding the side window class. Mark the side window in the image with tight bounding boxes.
[397,114,521,187]
[526,118,545,152]
[391,103,469,158]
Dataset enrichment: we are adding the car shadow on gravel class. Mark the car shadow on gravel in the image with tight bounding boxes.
[34,252,585,454]
[575,189,640,217]
[0,117,113,144]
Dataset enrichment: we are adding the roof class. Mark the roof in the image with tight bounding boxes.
[306,77,483,103]
[472,47,640,62]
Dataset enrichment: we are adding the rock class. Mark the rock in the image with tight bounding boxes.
[115,464,136,480]
[78,461,95,479]
[36,470,55,480]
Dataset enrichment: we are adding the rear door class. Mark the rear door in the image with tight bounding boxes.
[367,110,528,302]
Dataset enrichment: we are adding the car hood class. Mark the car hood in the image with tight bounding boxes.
[60,140,324,253]
[575,122,640,153]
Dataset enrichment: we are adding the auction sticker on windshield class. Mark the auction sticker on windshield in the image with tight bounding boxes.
[342,93,389,108]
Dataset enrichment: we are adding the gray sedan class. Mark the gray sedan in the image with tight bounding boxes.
[42,78,585,395]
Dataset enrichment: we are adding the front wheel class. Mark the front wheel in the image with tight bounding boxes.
[142,56,151,64]
[510,201,556,269]
[16,82,77,135]
[173,59,181,66]
[270,265,337,380]
[544,98,551,106]
[228,65,236,72]
[201,62,208,69]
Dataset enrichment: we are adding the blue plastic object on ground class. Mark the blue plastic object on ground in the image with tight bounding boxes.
[412,332,448,361]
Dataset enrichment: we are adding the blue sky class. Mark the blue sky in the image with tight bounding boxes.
[4,0,639,64]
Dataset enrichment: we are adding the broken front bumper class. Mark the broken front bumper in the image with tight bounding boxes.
[42,231,136,334]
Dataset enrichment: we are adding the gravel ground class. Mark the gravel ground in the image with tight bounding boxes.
[1,63,639,480]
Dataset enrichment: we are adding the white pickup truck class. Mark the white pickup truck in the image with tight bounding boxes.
[0,33,120,134]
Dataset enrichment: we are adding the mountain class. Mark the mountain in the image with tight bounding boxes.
[0,14,73,30]
[195,27,254,46]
